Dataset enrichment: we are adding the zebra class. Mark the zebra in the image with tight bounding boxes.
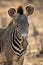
[0,5,34,65]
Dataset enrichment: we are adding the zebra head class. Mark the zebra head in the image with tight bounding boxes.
[8,5,34,40]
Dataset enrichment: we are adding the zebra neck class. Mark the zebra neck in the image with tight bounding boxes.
[11,31,25,57]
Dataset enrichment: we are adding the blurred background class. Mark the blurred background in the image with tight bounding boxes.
[0,0,43,65]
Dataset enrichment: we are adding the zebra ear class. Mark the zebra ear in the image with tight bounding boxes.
[26,5,34,16]
[8,8,16,17]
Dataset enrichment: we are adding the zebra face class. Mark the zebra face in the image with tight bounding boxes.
[15,14,29,39]
[8,5,34,39]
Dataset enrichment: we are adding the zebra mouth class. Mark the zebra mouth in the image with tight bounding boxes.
[22,37,28,50]
[22,36,27,42]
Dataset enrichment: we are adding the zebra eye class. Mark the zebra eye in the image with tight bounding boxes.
[16,25,19,28]
[28,23,29,26]
[27,23,29,27]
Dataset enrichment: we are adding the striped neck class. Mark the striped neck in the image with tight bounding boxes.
[11,29,25,57]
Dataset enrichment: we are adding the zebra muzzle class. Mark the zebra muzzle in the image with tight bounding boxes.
[22,38,28,50]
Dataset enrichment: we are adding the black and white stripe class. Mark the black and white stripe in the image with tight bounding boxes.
[11,29,25,57]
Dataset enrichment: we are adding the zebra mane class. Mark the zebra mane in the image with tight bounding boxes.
[17,5,23,15]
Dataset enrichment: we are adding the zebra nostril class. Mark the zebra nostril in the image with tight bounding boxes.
[21,33,27,39]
